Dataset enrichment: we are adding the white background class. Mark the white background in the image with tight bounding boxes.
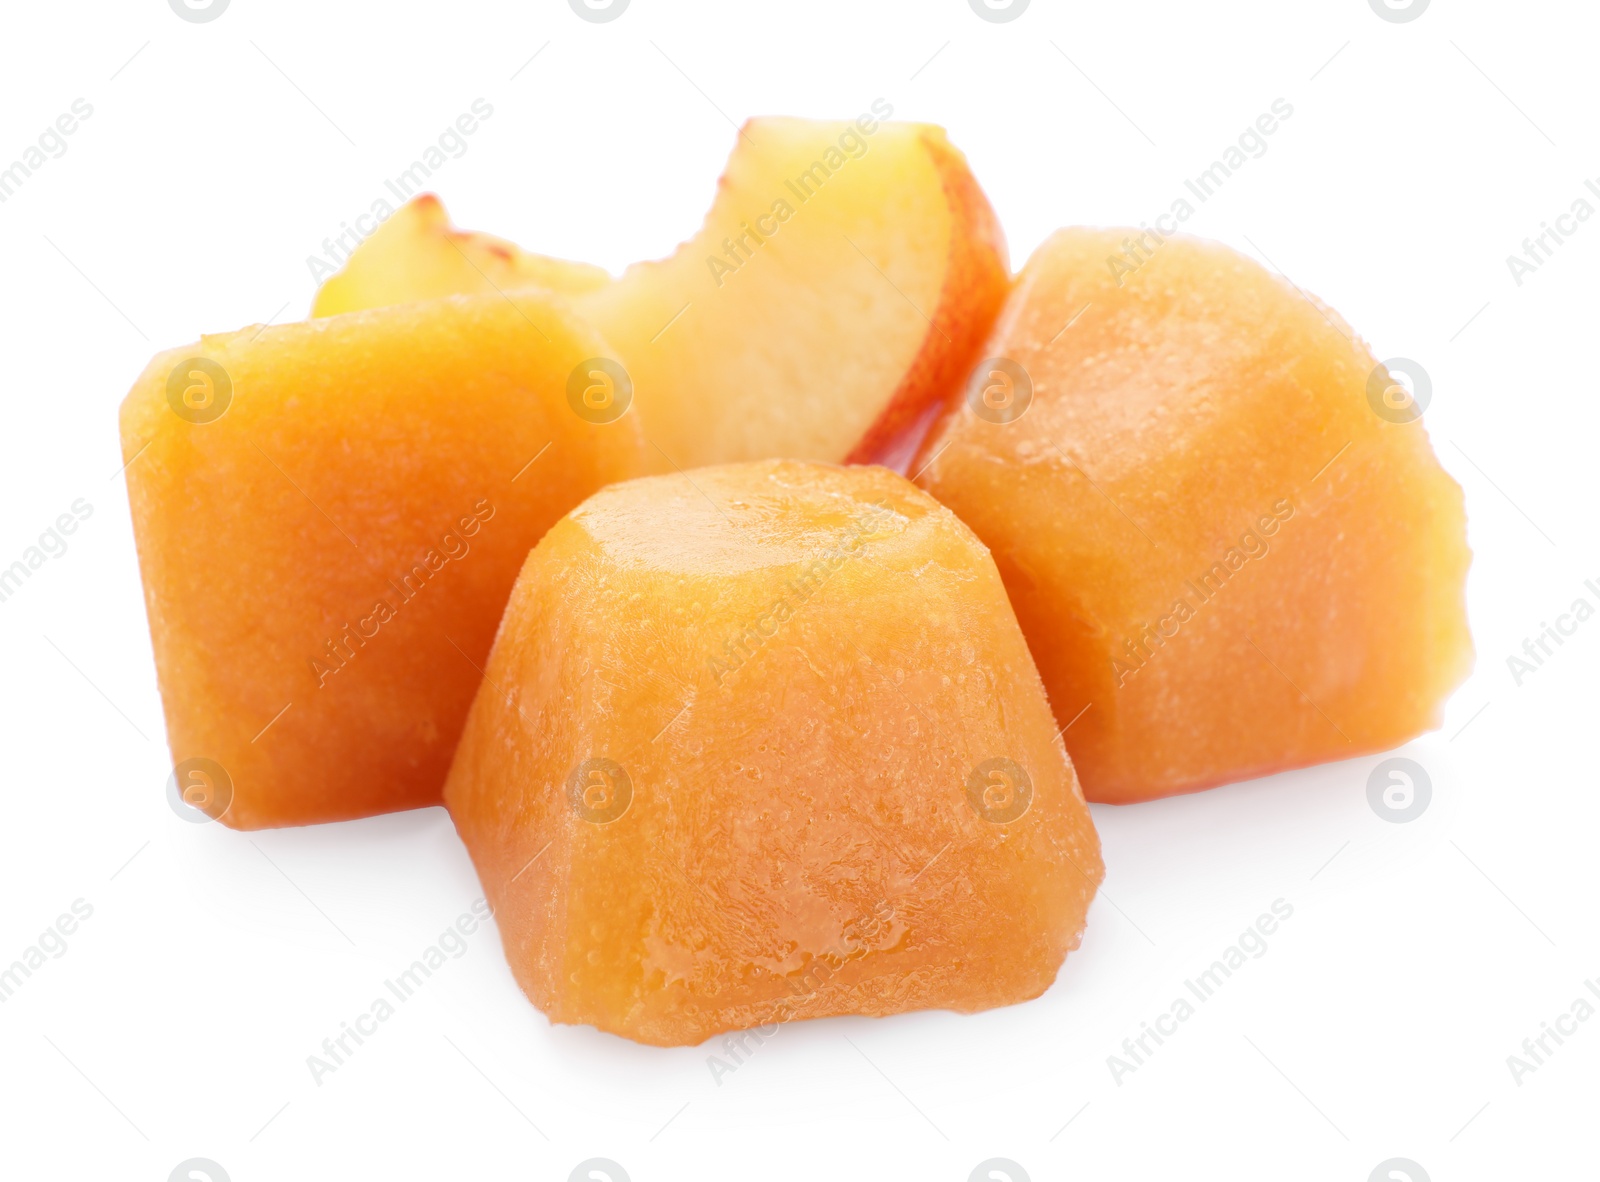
[0,1,1595,1179]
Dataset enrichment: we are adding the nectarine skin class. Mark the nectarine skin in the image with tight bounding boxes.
[123,293,645,827]
[444,460,1103,1046]
[842,126,1011,465]
[915,230,1473,803]
[574,116,1010,471]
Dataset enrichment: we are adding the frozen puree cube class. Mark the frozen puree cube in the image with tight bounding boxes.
[444,459,1103,1045]
[122,293,645,827]
[915,229,1473,802]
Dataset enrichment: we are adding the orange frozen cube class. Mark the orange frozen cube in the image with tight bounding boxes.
[122,294,645,828]
[444,460,1103,1046]
[914,229,1473,803]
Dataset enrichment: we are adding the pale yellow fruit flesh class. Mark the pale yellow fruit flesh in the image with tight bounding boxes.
[574,116,1009,471]
[311,194,611,318]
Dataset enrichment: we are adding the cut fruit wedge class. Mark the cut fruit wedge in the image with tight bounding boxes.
[311,195,611,318]
[573,112,1010,470]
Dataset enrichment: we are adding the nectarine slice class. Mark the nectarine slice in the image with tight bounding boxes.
[444,460,1102,1045]
[914,230,1473,803]
[122,293,645,828]
[572,113,1010,469]
[311,195,611,318]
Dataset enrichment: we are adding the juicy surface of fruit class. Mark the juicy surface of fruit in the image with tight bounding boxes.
[311,195,611,318]
[574,114,1009,470]
[123,294,646,827]
[444,460,1102,1045]
[915,230,1473,803]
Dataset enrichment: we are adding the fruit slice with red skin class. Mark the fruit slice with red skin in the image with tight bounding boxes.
[573,113,1010,471]
[444,459,1102,1046]
[914,229,1473,803]
[122,293,646,828]
[311,194,611,318]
